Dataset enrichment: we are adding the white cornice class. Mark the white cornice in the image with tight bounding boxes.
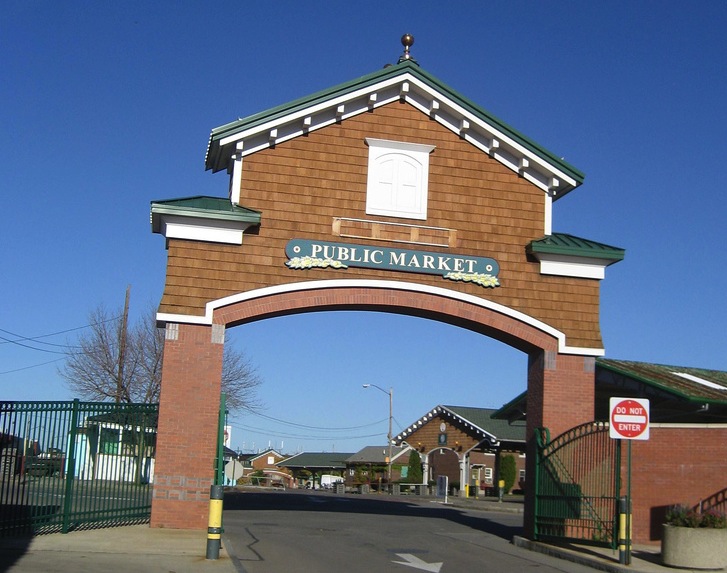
[159,214,255,245]
[535,254,611,280]
[217,72,578,196]
[156,279,604,356]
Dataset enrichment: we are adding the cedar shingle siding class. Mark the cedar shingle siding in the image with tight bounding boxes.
[159,101,602,348]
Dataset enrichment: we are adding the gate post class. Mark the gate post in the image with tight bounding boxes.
[523,350,596,539]
[151,322,225,529]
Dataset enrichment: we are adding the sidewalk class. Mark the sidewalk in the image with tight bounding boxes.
[0,497,678,573]
[447,496,676,573]
[0,525,239,573]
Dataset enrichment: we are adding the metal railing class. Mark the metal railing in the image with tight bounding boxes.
[0,400,158,535]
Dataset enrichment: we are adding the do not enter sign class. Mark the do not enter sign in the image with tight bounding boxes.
[609,397,650,440]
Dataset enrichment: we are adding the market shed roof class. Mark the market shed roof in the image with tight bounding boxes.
[278,452,354,470]
[597,359,727,403]
[346,446,410,464]
[493,359,727,425]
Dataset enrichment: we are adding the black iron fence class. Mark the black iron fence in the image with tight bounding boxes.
[0,400,158,535]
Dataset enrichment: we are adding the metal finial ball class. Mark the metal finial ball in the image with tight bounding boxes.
[401,34,414,50]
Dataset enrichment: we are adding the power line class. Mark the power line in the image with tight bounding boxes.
[0,315,126,374]
[0,333,68,354]
[0,357,66,375]
[0,315,123,349]
[237,410,388,431]
[230,422,384,442]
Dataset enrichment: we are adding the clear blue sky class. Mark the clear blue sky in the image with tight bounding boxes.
[2,2,725,455]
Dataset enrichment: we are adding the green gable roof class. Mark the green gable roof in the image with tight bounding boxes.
[443,405,526,443]
[397,404,525,445]
[205,60,584,199]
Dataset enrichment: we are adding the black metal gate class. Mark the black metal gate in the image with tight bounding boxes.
[534,421,621,548]
[0,400,158,536]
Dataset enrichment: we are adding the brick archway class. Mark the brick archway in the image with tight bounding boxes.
[213,280,561,352]
[149,59,622,532]
[151,280,596,529]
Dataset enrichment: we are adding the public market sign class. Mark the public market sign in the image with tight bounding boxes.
[609,397,650,440]
[285,239,500,288]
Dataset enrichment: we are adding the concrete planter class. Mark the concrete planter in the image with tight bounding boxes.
[662,524,727,569]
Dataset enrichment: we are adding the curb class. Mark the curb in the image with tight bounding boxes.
[513,536,651,573]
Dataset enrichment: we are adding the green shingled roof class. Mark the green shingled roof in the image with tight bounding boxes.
[597,359,727,404]
[443,405,526,442]
[492,359,727,424]
[277,452,354,469]
[527,233,625,262]
[345,446,410,464]
[397,404,525,445]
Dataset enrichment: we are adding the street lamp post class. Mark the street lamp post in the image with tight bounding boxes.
[363,384,393,489]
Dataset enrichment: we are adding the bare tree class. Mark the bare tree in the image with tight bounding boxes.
[59,302,263,411]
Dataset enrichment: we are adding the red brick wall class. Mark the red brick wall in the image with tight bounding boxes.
[629,425,727,544]
[151,323,224,529]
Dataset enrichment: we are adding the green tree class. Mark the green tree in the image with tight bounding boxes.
[500,453,517,493]
[407,450,423,483]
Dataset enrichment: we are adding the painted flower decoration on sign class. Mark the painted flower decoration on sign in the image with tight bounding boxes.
[444,271,500,288]
[285,256,349,270]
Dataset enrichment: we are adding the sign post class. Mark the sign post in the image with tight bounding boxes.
[609,397,650,565]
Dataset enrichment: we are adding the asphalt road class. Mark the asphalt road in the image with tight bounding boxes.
[222,489,595,573]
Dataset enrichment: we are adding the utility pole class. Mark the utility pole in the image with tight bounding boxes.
[363,384,394,488]
[116,285,130,403]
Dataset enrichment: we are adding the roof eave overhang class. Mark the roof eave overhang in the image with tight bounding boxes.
[396,405,500,445]
[527,234,626,280]
[491,391,528,422]
[205,62,584,198]
[596,359,727,406]
[150,198,261,246]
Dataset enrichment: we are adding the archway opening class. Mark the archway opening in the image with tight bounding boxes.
[224,310,527,456]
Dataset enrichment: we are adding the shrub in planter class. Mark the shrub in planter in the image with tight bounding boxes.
[662,505,727,569]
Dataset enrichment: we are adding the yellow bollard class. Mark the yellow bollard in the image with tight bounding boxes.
[618,496,630,565]
[206,485,224,560]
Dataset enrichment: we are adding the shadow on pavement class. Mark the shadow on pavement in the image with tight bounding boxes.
[223,489,522,542]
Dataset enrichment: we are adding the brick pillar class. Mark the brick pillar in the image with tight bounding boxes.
[523,350,596,538]
[151,322,225,529]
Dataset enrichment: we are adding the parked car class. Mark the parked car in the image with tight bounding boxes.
[305,475,344,490]
[25,448,64,477]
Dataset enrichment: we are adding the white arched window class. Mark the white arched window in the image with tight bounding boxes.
[365,138,435,220]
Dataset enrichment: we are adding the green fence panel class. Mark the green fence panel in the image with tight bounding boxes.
[0,400,158,536]
[534,422,621,548]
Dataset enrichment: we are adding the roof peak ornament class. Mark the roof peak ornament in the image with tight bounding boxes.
[398,33,418,65]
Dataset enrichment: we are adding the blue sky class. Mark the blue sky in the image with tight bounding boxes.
[2,2,725,455]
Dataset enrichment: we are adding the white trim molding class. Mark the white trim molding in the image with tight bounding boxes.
[536,255,611,280]
[158,214,255,245]
[215,71,579,197]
